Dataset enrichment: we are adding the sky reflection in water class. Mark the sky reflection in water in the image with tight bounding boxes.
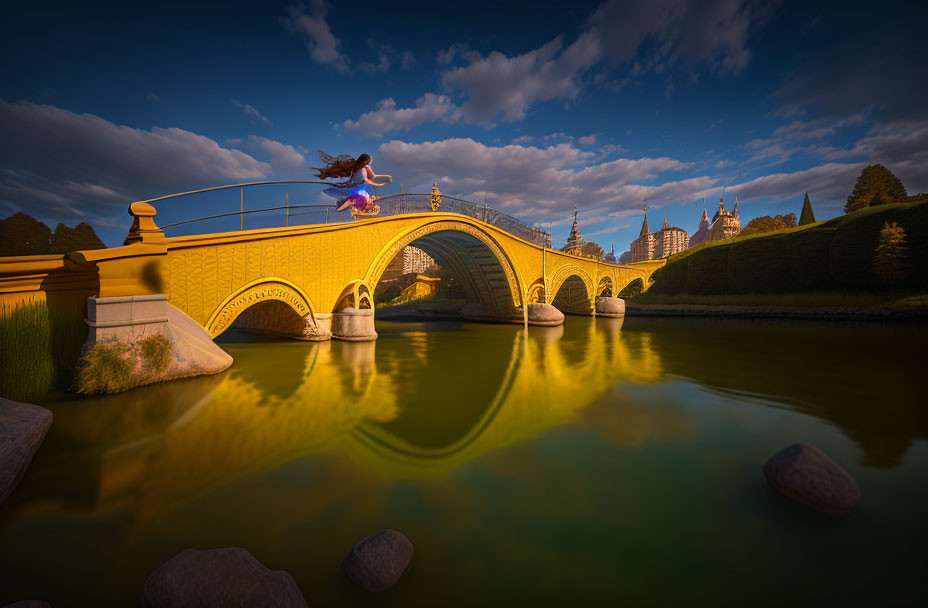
[1,317,926,606]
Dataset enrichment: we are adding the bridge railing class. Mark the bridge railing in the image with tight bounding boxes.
[373,194,552,247]
[142,181,551,247]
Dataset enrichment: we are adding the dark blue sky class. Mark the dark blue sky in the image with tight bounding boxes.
[2,0,926,249]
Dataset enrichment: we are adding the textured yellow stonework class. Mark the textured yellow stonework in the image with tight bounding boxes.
[0,213,664,336]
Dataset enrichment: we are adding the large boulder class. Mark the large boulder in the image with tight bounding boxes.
[0,399,53,506]
[763,442,861,515]
[141,548,307,607]
[342,529,413,592]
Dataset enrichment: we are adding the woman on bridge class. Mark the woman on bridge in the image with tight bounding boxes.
[316,151,392,214]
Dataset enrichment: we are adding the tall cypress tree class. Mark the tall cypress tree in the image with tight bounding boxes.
[798,192,816,225]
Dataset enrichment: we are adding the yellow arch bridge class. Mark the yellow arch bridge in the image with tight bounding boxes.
[0,183,664,347]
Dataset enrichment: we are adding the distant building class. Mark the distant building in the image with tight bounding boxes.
[604,244,617,264]
[561,205,584,255]
[689,208,710,248]
[403,246,435,274]
[709,197,740,242]
[628,212,689,262]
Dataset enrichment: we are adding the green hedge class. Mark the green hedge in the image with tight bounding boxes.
[649,200,928,295]
[726,235,790,293]
[684,244,731,294]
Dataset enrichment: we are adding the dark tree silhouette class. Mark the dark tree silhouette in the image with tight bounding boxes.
[0,212,52,256]
[798,192,816,225]
[740,213,797,236]
[845,164,908,213]
[50,222,106,253]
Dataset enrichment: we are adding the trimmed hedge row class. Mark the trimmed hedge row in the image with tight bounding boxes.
[649,201,928,294]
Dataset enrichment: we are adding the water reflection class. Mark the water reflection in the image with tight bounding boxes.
[4,316,927,531]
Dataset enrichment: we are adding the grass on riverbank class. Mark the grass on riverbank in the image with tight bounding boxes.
[629,291,928,309]
[0,299,87,401]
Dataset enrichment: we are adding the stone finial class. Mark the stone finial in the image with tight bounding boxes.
[125,202,166,245]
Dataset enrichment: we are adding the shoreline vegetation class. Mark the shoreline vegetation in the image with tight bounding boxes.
[645,200,928,302]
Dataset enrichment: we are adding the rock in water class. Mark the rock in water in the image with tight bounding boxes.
[763,442,861,515]
[342,529,414,592]
[0,398,53,506]
[141,548,307,607]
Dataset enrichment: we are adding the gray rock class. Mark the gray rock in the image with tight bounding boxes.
[763,442,861,515]
[342,529,413,592]
[0,398,53,506]
[141,548,307,607]
[3,601,52,608]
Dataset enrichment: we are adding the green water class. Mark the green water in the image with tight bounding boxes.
[1,317,926,606]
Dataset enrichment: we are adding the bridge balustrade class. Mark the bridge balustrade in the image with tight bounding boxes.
[146,181,551,248]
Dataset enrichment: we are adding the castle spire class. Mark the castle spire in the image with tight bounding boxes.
[662,216,669,230]
[639,212,650,236]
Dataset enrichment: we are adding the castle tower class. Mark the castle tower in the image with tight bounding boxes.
[662,216,669,230]
[639,212,651,237]
[562,204,584,255]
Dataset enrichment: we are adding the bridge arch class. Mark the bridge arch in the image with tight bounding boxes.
[365,219,524,312]
[596,276,613,297]
[547,265,595,314]
[204,277,316,337]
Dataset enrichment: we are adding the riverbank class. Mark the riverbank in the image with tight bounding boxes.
[625,302,928,322]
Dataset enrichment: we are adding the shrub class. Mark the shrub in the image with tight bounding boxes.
[74,333,176,395]
[74,341,135,395]
[140,334,172,374]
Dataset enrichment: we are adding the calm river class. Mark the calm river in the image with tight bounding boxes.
[1,317,926,606]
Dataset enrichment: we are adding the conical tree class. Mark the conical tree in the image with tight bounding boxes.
[873,221,910,284]
[798,192,816,225]
[845,164,908,213]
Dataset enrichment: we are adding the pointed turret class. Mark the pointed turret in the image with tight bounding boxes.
[733,196,740,219]
[799,192,816,225]
[698,207,710,229]
[639,213,651,237]
[662,216,669,230]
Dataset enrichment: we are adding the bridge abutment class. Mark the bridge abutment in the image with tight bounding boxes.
[80,294,232,393]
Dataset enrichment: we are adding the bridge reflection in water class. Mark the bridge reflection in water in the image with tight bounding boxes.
[5,317,680,524]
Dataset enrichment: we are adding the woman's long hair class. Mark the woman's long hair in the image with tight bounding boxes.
[315,153,371,180]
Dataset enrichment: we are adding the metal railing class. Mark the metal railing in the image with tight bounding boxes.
[147,180,552,247]
[374,194,552,247]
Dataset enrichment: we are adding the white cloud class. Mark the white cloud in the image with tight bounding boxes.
[727,162,865,208]
[442,33,602,123]
[342,94,460,137]
[238,136,306,174]
[231,99,272,125]
[577,134,597,146]
[586,224,631,238]
[376,137,693,221]
[0,99,270,225]
[282,1,350,73]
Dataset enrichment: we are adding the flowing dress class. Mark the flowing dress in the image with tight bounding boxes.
[322,168,374,212]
